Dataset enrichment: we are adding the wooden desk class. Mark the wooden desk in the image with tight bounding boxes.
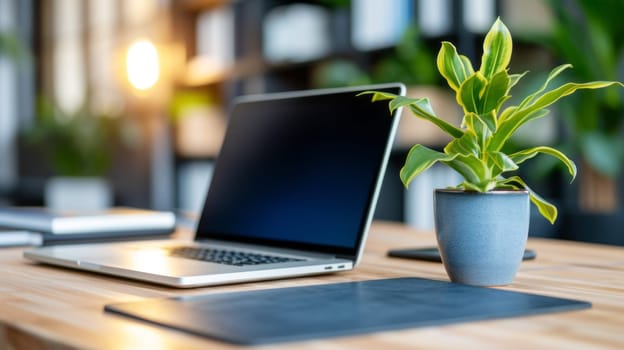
[1,221,623,349]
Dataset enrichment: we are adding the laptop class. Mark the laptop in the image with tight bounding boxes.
[24,83,405,288]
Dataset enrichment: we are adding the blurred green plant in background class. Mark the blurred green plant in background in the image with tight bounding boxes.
[371,25,439,86]
[544,0,624,211]
[0,31,21,59]
[547,0,624,179]
[25,98,125,177]
[313,24,438,88]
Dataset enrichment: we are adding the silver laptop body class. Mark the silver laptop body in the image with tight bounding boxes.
[24,83,405,288]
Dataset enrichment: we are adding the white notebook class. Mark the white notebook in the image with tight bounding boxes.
[0,207,176,235]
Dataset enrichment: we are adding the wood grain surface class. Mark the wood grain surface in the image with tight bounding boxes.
[1,221,623,349]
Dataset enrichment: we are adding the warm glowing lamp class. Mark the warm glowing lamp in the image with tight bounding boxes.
[121,37,176,210]
[126,39,160,91]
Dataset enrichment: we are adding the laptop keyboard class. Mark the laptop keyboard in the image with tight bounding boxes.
[168,246,304,267]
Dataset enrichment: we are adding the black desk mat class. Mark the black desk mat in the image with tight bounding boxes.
[105,278,590,345]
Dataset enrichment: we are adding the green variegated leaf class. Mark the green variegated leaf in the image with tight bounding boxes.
[489,109,550,151]
[437,42,472,92]
[444,130,480,157]
[464,112,495,149]
[357,90,396,103]
[491,81,623,151]
[358,91,464,138]
[480,18,513,79]
[510,146,577,181]
[494,182,521,191]
[480,110,497,133]
[400,144,457,187]
[481,70,510,113]
[508,72,527,89]
[444,154,489,188]
[464,113,485,134]
[518,64,572,109]
[496,105,517,124]
[459,55,475,77]
[501,176,558,224]
[487,151,518,174]
[459,181,484,192]
[525,81,624,115]
[457,72,487,114]
[496,95,512,111]
[406,103,465,139]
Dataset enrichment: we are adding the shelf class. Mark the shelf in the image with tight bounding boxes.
[183,50,379,88]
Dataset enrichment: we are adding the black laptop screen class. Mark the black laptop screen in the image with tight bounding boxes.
[195,84,402,257]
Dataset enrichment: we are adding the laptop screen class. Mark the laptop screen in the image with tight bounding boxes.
[195,84,403,258]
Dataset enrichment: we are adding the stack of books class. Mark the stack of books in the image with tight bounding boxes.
[0,207,176,247]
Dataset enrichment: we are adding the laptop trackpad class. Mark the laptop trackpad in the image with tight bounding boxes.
[80,251,239,276]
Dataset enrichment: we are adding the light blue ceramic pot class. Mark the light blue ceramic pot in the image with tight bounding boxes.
[434,189,530,286]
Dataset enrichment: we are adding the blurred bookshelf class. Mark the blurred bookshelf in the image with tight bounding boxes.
[6,0,619,244]
[168,0,511,224]
[167,0,568,228]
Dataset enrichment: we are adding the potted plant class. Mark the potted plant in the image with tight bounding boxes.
[24,98,124,211]
[361,18,622,286]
